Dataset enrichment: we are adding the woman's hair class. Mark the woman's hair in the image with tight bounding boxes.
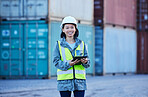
[60,23,79,39]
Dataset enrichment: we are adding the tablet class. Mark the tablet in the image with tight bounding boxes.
[72,56,87,61]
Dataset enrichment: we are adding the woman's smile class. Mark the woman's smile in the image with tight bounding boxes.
[68,31,74,35]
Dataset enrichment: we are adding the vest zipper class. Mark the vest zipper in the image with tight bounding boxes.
[68,47,76,79]
[72,65,75,79]
[70,49,76,79]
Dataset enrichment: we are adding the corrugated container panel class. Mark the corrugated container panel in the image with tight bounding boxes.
[94,17,103,26]
[78,24,95,75]
[137,0,148,31]
[94,0,103,26]
[49,0,93,24]
[0,0,23,18]
[95,26,103,75]
[144,32,148,73]
[94,0,103,17]
[0,0,48,20]
[49,21,95,76]
[104,25,137,74]
[49,22,61,77]
[0,24,23,76]
[137,31,148,73]
[104,0,137,28]
[24,21,48,78]
[0,20,48,79]
[24,0,48,18]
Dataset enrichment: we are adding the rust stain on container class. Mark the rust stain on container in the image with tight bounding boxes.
[104,0,137,28]
[137,31,148,74]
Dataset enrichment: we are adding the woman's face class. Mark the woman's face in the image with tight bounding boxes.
[62,24,76,38]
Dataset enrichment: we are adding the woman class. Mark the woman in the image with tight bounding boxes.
[53,16,90,97]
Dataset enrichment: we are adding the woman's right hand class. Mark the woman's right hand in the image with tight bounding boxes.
[69,59,80,66]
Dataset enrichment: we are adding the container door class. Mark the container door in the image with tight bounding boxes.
[0,0,23,18]
[50,22,61,76]
[144,32,148,73]
[137,31,148,73]
[78,24,95,75]
[0,23,23,76]
[24,0,48,18]
[24,22,48,77]
[94,0,104,26]
[104,25,137,74]
[95,26,103,75]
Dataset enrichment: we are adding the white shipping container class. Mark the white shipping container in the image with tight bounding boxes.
[24,0,48,17]
[0,0,48,20]
[103,25,137,74]
[49,0,94,24]
[0,0,23,17]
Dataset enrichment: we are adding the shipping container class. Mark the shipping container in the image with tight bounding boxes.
[95,26,103,75]
[0,0,48,20]
[49,0,94,24]
[94,0,103,26]
[49,21,95,76]
[103,25,137,74]
[0,20,48,79]
[0,24,24,77]
[104,0,137,28]
[49,21,61,77]
[137,0,148,31]
[0,0,23,18]
[78,24,95,75]
[137,31,148,73]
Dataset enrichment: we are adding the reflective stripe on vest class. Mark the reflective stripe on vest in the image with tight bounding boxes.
[57,41,86,80]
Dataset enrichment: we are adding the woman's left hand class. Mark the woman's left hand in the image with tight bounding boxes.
[80,58,88,64]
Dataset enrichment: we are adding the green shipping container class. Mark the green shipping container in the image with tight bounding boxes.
[0,20,48,79]
[49,21,95,76]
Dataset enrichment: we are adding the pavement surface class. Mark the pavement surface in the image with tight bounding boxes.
[0,74,148,97]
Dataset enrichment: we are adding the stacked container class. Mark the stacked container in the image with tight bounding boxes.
[104,0,136,28]
[0,0,49,79]
[103,0,137,75]
[49,0,93,25]
[137,0,148,74]
[48,0,95,76]
[94,0,104,75]
[94,0,103,26]
[0,0,48,20]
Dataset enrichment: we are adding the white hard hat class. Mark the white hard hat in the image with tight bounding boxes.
[61,16,77,28]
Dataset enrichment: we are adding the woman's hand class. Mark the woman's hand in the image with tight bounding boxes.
[69,59,80,66]
[81,58,88,64]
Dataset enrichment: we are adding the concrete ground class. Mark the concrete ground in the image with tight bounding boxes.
[0,74,148,97]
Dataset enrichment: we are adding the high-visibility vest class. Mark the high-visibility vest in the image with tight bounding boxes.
[57,41,86,80]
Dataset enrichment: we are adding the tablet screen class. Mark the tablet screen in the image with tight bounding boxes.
[72,56,87,61]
